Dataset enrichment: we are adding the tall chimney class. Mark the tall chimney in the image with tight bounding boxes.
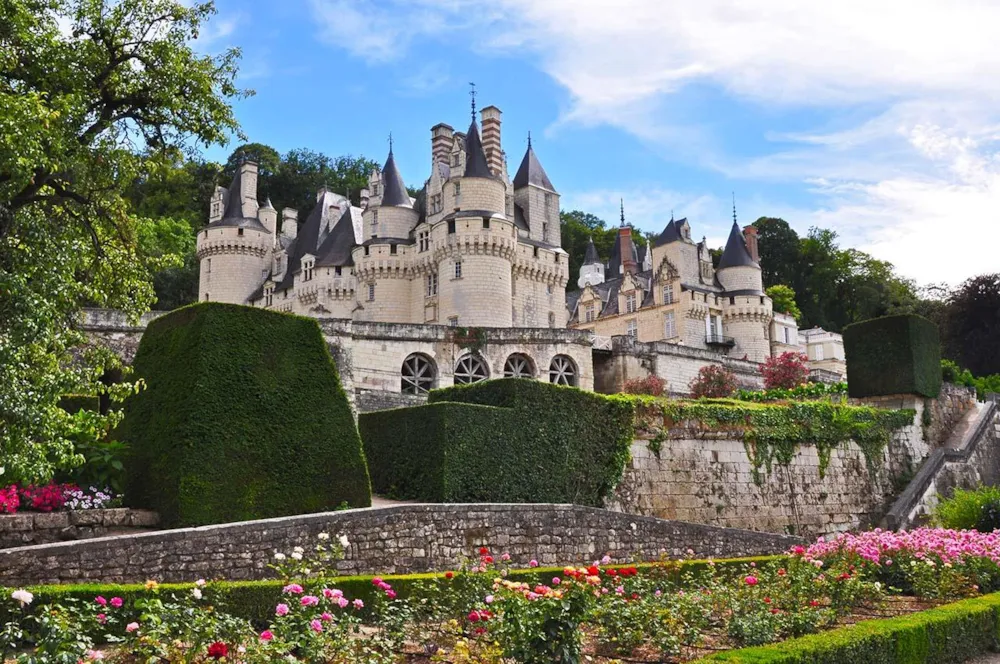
[238,161,259,219]
[619,227,637,276]
[480,105,503,176]
[431,123,454,167]
[743,225,760,262]
[281,208,298,241]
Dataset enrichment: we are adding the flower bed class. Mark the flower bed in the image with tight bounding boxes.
[6,528,999,663]
[0,483,120,514]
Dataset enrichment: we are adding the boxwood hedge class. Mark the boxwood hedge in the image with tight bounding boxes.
[844,314,942,399]
[359,379,635,505]
[117,303,371,527]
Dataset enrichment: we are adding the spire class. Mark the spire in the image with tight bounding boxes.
[388,131,393,154]
[527,130,532,148]
[512,140,554,190]
[620,199,626,227]
[469,82,477,123]
[463,119,494,178]
[262,197,274,209]
[717,220,757,270]
[583,236,600,265]
[379,147,411,208]
[732,191,738,225]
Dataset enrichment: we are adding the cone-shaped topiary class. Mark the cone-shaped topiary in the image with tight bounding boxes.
[118,303,371,526]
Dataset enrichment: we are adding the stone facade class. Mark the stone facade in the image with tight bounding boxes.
[0,509,158,549]
[0,504,801,586]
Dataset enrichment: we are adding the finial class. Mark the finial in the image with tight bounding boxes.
[388,132,393,154]
[732,192,737,225]
[620,198,626,227]
[670,209,674,222]
[469,82,477,122]
[527,131,532,148]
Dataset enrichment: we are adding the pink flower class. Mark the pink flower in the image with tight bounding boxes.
[552,577,561,585]
[95,596,107,607]
[125,622,139,633]
[744,575,758,586]
[300,595,319,607]
[260,630,274,641]
[310,619,323,633]
[110,597,123,608]
[615,585,625,595]
[96,613,107,624]
[321,612,333,622]
[485,594,494,604]
[275,603,289,616]
[529,559,539,568]
[386,589,397,599]
[322,588,334,599]
[352,599,364,609]
[337,597,349,609]
[282,583,303,594]
[501,553,511,562]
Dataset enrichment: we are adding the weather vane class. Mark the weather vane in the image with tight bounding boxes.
[469,82,477,121]
[732,192,738,225]
[388,131,393,153]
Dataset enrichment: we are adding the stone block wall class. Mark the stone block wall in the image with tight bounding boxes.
[0,509,159,549]
[0,504,801,587]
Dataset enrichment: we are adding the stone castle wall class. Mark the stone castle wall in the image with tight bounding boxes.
[0,504,801,586]
[0,509,159,549]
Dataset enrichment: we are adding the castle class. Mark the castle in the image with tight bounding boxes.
[197,103,568,330]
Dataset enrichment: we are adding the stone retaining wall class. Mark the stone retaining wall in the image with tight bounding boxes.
[0,509,159,549]
[0,504,800,587]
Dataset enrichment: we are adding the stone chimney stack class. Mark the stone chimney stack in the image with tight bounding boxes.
[480,105,503,176]
[743,225,760,262]
[281,208,298,241]
[431,123,454,167]
[619,227,637,276]
[237,161,259,219]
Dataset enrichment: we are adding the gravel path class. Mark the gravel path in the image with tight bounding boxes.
[965,654,1000,663]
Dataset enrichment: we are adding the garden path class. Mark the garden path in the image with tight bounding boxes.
[966,654,1000,663]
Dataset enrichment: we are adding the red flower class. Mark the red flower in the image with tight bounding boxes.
[483,556,494,564]
[777,568,786,576]
[608,569,618,577]
[467,610,481,623]
[587,565,600,576]
[445,571,454,579]
[809,600,820,607]
[207,642,228,660]
[763,597,771,604]
[478,547,489,555]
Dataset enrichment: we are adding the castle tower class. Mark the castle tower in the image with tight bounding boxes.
[435,116,515,327]
[512,136,560,247]
[716,220,771,362]
[196,161,273,304]
[578,237,605,288]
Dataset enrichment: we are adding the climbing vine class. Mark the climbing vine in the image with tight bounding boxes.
[450,326,488,355]
[642,398,914,485]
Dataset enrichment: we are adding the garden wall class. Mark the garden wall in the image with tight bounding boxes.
[0,503,800,587]
[0,509,159,549]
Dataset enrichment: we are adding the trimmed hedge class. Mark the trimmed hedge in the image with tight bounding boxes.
[692,591,1000,663]
[360,379,635,505]
[0,556,778,627]
[117,303,371,527]
[844,314,942,399]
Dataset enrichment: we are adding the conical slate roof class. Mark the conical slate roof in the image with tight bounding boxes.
[717,221,758,269]
[463,120,494,179]
[316,204,358,267]
[513,143,554,191]
[652,218,682,247]
[380,149,412,207]
[583,237,601,265]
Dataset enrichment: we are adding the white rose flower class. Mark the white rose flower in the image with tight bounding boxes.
[195,579,206,587]
[192,588,203,600]
[291,551,303,560]
[317,532,330,541]
[338,534,350,548]
[293,546,304,554]
[274,553,286,561]
[11,589,33,606]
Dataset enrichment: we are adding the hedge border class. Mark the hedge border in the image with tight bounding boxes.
[1,556,779,627]
[692,591,1000,663]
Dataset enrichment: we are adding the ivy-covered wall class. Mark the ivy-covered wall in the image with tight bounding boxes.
[609,396,923,538]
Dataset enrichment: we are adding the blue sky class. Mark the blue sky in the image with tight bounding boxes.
[194,0,1000,287]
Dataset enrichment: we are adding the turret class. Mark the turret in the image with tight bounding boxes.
[577,237,605,288]
[512,135,559,246]
[363,144,419,241]
[716,221,763,294]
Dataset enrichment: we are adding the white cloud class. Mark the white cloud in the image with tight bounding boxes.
[191,12,242,51]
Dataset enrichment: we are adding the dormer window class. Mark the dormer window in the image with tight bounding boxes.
[585,305,595,322]
[265,285,274,307]
[302,258,315,281]
[452,153,460,167]
[663,286,674,304]
[625,292,637,313]
[419,230,430,251]
[372,183,379,196]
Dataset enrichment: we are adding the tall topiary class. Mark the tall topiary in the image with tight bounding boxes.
[118,303,371,526]
[843,314,942,398]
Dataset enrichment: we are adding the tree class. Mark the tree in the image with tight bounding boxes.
[943,274,1000,376]
[752,217,801,289]
[760,352,810,390]
[689,365,738,398]
[766,285,802,321]
[221,142,281,202]
[271,149,378,216]
[0,0,244,482]
[560,210,620,282]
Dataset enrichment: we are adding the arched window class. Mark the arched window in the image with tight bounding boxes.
[401,353,436,395]
[548,355,577,386]
[454,354,489,384]
[503,354,535,379]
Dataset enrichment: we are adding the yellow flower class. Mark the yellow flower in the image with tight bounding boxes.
[144,580,159,590]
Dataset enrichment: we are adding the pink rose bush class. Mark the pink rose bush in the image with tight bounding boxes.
[0,483,121,514]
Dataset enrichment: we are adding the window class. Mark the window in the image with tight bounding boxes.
[664,311,676,339]
[367,283,375,301]
[238,228,244,236]
[547,284,553,295]
[815,345,824,361]
[448,316,459,327]
[627,319,638,337]
[454,260,462,279]
[401,353,436,395]
[265,286,273,307]
[625,292,637,313]
[783,327,792,344]
[548,355,577,386]
[204,292,209,301]
[207,259,212,273]
[426,273,438,297]
[390,244,397,255]
[447,219,456,234]
[483,217,490,229]
[430,193,442,214]
[335,266,342,276]
[545,192,555,218]
[372,209,378,235]
[302,260,314,282]
[452,153,460,167]
[548,311,556,328]
[372,183,379,196]
[454,182,461,199]
[662,285,673,304]
[585,305,595,323]
[542,222,548,238]
[454,355,489,384]
[503,354,534,378]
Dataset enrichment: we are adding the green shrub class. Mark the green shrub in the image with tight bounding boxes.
[843,314,942,398]
[941,359,1000,401]
[117,303,371,526]
[57,395,99,415]
[932,485,1000,531]
[691,591,1000,663]
[360,379,635,505]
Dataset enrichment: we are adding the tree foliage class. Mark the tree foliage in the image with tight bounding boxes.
[766,285,802,321]
[0,0,244,482]
[942,274,1000,376]
[760,352,810,390]
[560,210,646,282]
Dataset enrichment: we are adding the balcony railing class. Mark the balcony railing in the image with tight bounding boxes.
[705,334,736,347]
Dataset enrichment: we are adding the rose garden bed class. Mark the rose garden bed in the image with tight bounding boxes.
[5,528,1000,663]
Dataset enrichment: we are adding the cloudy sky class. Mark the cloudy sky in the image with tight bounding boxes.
[197,0,1000,286]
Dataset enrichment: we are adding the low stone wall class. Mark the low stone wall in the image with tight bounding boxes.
[0,504,801,587]
[0,509,159,549]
